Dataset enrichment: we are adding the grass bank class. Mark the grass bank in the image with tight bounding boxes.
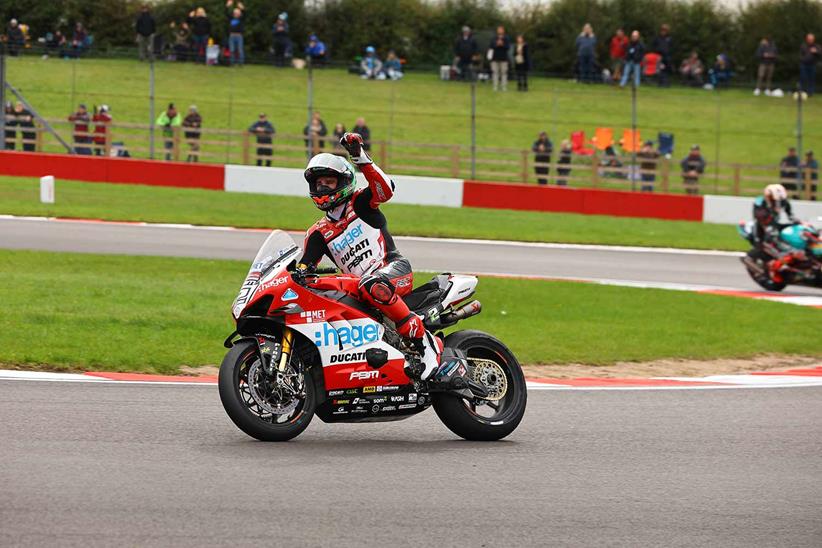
[0,176,746,249]
[1,249,816,374]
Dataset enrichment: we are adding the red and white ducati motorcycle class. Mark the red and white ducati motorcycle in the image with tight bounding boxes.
[219,230,527,441]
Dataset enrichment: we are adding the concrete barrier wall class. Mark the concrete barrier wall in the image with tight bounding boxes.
[0,151,224,190]
[702,194,822,225]
[224,164,464,208]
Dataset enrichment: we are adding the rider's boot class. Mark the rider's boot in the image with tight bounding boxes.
[396,313,443,381]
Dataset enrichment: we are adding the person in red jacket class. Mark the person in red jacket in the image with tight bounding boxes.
[609,28,628,82]
[68,103,91,155]
[92,105,112,156]
[297,133,442,380]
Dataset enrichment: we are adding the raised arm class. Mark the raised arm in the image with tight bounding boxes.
[339,132,395,207]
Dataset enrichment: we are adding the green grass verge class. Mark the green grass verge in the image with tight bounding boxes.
[0,176,746,250]
[1,249,816,374]
[6,56,821,190]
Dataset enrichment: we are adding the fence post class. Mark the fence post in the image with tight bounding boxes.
[379,141,388,168]
[804,167,812,201]
[661,158,670,193]
[450,145,460,178]
[733,164,741,196]
[104,125,112,157]
[172,127,180,162]
[591,152,599,188]
[520,150,529,183]
[242,131,250,165]
[35,125,43,152]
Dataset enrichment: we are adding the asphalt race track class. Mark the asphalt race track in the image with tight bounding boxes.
[4,216,820,295]
[0,380,820,546]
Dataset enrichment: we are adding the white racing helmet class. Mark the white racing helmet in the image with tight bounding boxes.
[304,153,356,211]
[764,184,787,210]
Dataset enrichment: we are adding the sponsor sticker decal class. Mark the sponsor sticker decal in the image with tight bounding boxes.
[313,321,380,349]
[376,385,399,392]
[328,390,344,396]
[398,404,416,410]
[390,395,404,402]
[349,371,379,381]
[281,288,299,301]
[299,310,327,323]
[363,386,376,393]
[260,275,289,292]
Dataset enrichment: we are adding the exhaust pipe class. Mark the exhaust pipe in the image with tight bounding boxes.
[443,300,482,323]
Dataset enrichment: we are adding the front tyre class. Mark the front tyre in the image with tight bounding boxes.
[219,339,316,441]
[432,330,527,441]
[744,249,787,292]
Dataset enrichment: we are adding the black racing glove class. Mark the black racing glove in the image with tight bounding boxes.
[340,132,371,165]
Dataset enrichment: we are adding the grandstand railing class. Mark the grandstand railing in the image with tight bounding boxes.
[2,120,818,199]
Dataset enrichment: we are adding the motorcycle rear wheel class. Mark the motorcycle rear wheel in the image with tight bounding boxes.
[432,330,527,441]
[219,339,316,441]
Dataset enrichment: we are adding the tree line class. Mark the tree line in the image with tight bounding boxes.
[3,0,820,81]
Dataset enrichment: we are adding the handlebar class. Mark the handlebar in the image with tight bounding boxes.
[314,266,339,274]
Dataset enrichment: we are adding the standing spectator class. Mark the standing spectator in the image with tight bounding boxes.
[248,113,275,167]
[135,5,156,61]
[620,31,644,88]
[609,29,629,83]
[225,1,245,66]
[780,147,801,196]
[92,104,112,156]
[754,37,777,96]
[680,145,706,195]
[514,34,531,91]
[679,51,704,86]
[799,33,820,96]
[556,140,572,186]
[352,117,371,151]
[332,123,347,152]
[575,23,597,84]
[454,26,478,81]
[384,50,403,80]
[304,111,328,153]
[170,21,191,61]
[155,103,182,161]
[305,34,327,64]
[15,102,35,151]
[182,105,202,162]
[271,12,291,67]
[638,140,660,192]
[68,103,91,155]
[187,7,211,62]
[489,26,511,91]
[6,19,24,56]
[4,102,16,150]
[70,22,89,58]
[532,131,553,185]
[802,150,818,200]
[651,24,673,87]
[360,46,384,79]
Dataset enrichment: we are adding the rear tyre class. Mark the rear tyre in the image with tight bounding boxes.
[744,249,787,292]
[432,330,527,441]
[219,340,316,441]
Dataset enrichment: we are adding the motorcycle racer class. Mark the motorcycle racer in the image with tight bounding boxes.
[752,184,803,283]
[297,133,442,380]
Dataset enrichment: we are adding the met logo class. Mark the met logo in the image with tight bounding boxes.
[330,224,364,253]
[314,321,380,348]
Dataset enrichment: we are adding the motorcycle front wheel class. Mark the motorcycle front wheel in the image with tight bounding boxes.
[744,249,787,292]
[219,339,316,441]
[432,330,527,441]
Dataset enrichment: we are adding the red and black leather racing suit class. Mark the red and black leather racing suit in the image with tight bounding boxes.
[298,162,426,340]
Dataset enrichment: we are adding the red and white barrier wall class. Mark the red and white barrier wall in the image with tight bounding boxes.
[2,151,821,224]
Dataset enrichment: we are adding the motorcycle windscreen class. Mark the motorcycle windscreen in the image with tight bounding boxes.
[232,230,300,319]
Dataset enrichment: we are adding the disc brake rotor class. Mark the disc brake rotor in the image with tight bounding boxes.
[469,358,508,401]
[246,360,299,416]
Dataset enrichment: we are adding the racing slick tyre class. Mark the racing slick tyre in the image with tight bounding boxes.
[432,330,527,441]
[219,339,316,441]
[744,249,787,292]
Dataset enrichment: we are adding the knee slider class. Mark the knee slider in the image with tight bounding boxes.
[360,273,397,305]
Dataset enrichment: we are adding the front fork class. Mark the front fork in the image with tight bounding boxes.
[277,327,294,372]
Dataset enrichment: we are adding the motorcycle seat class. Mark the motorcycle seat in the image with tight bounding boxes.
[402,274,452,314]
